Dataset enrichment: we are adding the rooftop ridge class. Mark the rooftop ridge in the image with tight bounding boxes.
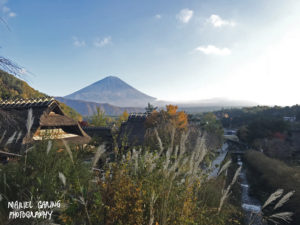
[0,97,55,109]
[128,112,149,120]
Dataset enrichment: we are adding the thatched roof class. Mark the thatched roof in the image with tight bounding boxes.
[83,126,112,140]
[0,97,57,109]
[0,97,90,154]
[40,114,78,126]
[118,113,148,147]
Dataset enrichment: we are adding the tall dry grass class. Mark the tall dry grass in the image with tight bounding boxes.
[0,121,243,224]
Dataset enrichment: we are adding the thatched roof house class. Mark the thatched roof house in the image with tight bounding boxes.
[118,113,148,147]
[0,97,90,154]
[82,126,112,142]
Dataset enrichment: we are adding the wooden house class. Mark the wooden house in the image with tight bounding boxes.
[0,97,90,155]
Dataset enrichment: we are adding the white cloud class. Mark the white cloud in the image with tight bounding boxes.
[94,36,112,48]
[207,14,235,27]
[1,1,16,19]
[72,37,86,47]
[177,8,194,24]
[195,45,231,56]
[8,11,16,17]
[155,14,161,19]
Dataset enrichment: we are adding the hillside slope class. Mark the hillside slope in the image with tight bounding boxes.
[0,70,45,99]
[0,70,82,121]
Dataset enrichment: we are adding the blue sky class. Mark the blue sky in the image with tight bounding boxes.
[1,0,300,105]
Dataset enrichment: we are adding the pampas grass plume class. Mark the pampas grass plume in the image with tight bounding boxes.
[262,189,283,209]
[46,140,52,155]
[92,145,106,168]
[62,140,74,163]
[26,108,34,136]
[58,172,66,187]
[274,190,295,210]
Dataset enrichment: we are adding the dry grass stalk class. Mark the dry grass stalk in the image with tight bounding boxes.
[58,172,66,187]
[15,131,22,143]
[0,130,7,144]
[218,166,241,213]
[132,148,139,174]
[46,140,52,155]
[26,108,34,137]
[25,146,34,153]
[268,212,294,224]
[217,160,232,176]
[179,130,189,153]
[92,144,106,168]
[259,189,295,224]
[5,131,16,146]
[274,190,295,210]
[187,136,207,182]
[262,189,283,209]
[170,127,176,150]
[62,140,74,164]
[154,128,164,155]
[148,191,158,225]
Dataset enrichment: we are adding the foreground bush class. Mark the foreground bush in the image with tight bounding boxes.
[0,141,94,224]
[0,130,242,224]
[244,150,300,224]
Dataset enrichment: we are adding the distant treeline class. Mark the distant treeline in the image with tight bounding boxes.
[215,105,300,128]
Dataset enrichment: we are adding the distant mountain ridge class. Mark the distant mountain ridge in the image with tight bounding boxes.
[56,97,144,116]
[63,75,257,115]
[0,70,257,117]
[65,76,156,107]
[57,97,256,116]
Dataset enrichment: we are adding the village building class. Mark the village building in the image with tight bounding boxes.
[118,113,148,147]
[0,97,90,156]
[82,126,112,142]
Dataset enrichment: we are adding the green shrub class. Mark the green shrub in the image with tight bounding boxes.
[244,150,300,224]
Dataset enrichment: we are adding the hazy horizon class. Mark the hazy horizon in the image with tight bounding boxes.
[1,0,300,106]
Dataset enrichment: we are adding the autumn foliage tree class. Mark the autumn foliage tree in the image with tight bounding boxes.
[146,105,188,130]
[145,105,188,148]
[166,105,188,129]
[116,110,129,127]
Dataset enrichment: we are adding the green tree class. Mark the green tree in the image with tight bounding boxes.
[241,118,289,144]
[201,112,224,149]
[90,107,109,127]
[145,102,157,113]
